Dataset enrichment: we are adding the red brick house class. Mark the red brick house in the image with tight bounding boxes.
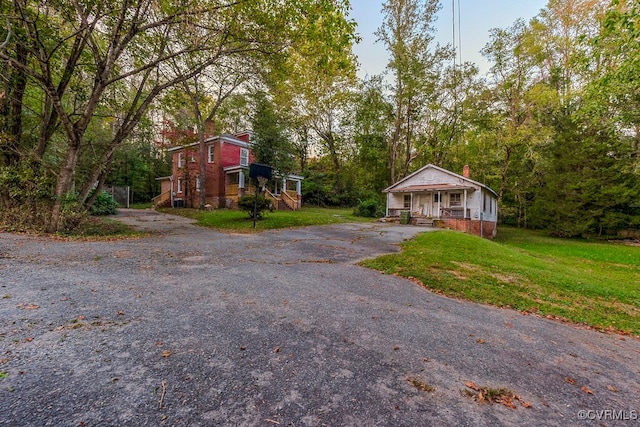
[154,132,303,210]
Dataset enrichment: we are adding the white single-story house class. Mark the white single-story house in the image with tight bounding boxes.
[383,164,499,238]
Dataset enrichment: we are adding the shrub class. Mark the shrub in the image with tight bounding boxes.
[238,194,273,219]
[353,197,385,218]
[89,191,119,216]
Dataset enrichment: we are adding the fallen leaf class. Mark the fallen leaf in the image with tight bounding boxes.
[564,377,576,385]
[78,315,86,321]
[117,310,125,316]
[476,338,485,344]
[26,304,40,310]
[606,385,619,392]
[162,350,171,358]
[156,341,163,346]
[273,347,280,353]
[24,337,33,343]
[519,400,532,408]
[464,381,480,391]
[240,346,246,351]
[495,395,516,409]
[581,386,594,395]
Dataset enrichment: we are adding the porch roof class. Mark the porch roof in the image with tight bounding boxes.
[387,183,476,193]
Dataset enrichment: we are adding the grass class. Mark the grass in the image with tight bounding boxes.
[158,206,372,232]
[360,227,640,336]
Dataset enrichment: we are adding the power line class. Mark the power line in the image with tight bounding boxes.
[451,0,462,66]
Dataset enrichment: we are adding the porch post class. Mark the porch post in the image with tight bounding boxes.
[437,191,441,218]
[282,177,286,194]
[386,193,390,217]
[463,189,467,219]
[296,179,301,195]
[170,176,174,208]
[239,170,245,189]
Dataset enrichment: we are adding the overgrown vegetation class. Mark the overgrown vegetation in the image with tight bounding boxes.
[89,191,119,216]
[361,227,640,335]
[353,197,386,218]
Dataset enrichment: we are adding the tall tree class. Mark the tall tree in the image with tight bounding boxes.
[351,75,392,193]
[376,0,447,182]
[0,0,357,232]
[250,91,295,178]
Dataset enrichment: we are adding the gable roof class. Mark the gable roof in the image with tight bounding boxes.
[167,133,251,152]
[383,164,498,198]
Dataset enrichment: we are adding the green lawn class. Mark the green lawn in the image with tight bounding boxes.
[159,206,373,232]
[361,227,640,336]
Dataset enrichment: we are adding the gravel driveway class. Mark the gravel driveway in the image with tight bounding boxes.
[1,209,639,426]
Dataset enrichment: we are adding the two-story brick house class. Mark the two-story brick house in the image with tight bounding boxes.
[154,132,303,210]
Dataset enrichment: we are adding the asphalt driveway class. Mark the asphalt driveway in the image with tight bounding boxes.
[1,209,638,426]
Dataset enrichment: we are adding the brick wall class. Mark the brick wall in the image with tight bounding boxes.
[438,218,497,239]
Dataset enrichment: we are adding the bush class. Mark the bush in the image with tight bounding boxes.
[353,197,385,218]
[238,194,273,219]
[90,191,119,216]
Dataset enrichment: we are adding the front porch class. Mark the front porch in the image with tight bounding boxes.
[224,168,303,210]
[386,187,475,221]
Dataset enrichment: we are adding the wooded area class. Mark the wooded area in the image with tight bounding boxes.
[1,0,638,237]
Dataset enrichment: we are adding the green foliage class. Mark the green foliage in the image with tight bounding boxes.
[362,228,640,335]
[250,92,296,177]
[528,115,640,237]
[58,192,89,232]
[238,194,273,219]
[0,162,55,231]
[353,197,385,218]
[89,191,119,216]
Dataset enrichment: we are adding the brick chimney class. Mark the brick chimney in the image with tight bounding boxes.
[462,165,470,178]
[204,119,215,137]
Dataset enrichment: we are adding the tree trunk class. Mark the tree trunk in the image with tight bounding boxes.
[499,145,511,203]
[47,141,81,233]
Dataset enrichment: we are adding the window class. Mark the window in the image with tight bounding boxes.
[196,176,201,192]
[177,177,183,193]
[433,193,440,202]
[240,148,249,166]
[403,194,411,209]
[450,193,461,207]
[208,145,215,163]
[483,194,487,211]
[177,152,183,168]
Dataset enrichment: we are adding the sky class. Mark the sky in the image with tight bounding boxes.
[349,0,549,78]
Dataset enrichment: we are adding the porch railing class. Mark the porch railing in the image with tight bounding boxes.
[281,190,297,210]
[440,207,467,218]
[152,190,171,207]
[264,189,278,208]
